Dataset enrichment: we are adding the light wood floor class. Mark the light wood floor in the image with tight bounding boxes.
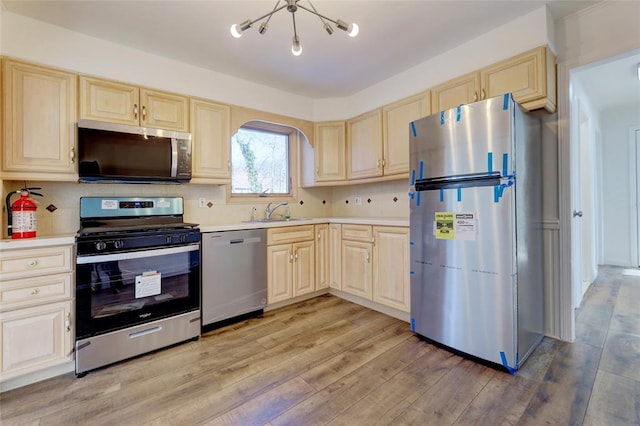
[1,265,639,425]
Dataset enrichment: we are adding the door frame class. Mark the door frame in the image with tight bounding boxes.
[631,128,640,267]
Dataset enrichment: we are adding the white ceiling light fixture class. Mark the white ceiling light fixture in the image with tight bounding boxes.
[230,0,359,57]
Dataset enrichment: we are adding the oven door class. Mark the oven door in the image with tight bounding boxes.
[75,243,200,339]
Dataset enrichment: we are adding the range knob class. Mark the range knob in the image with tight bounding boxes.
[95,241,107,251]
[113,240,124,249]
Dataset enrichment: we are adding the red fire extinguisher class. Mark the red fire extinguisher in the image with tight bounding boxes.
[5,187,43,239]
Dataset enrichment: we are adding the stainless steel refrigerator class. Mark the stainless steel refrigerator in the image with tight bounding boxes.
[408,94,543,372]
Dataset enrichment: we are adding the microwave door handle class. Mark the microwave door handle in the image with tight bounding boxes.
[171,138,178,177]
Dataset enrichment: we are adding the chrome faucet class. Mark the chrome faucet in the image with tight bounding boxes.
[265,201,288,219]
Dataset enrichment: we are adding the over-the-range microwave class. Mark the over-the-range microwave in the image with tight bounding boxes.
[77,119,192,184]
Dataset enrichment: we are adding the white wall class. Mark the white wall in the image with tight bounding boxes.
[600,107,640,266]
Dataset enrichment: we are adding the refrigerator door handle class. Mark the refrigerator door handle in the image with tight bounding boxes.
[415,172,501,191]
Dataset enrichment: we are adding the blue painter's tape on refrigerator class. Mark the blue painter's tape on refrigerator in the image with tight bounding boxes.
[411,169,416,185]
[457,187,462,202]
[502,153,509,176]
[440,111,445,125]
[411,318,416,332]
[410,241,415,246]
[419,161,424,179]
[500,351,516,374]
[410,271,415,275]
[503,94,510,110]
[440,189,445,202]
[456,105,462,122]
[488,152,493,174]
[411,121,417,138]
[417,191,421,206]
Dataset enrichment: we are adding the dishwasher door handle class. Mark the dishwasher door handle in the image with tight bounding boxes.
[230,239,245,244]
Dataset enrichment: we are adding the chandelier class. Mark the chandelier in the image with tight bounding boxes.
[230,0,359,57]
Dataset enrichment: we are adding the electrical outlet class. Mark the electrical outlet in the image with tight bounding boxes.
[355,196,362,205]
[198,197,206,208]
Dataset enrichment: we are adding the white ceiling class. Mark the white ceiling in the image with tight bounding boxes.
[1,0,601,99]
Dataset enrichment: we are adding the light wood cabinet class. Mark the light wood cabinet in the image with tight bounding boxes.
[2,59,77,180]
[382,92,430,176]
[313,121,346,182]
[267,226,316,304]
[341,224,373,299]
[346,109,383,180]
[329,224,342,290]
[372,226,410,312]
[431,46,556,113]
[190,98,231,183]
[0,244,74,382]
[79,76,189,131]
[315,224,329,290]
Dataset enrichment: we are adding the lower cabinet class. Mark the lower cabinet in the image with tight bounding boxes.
[267,226,316,304]
[0,243,74,382]
[340,224,410,313]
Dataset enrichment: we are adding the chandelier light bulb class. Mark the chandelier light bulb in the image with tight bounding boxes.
[323,22,334,35]
[230,24,242,38]
[292,35,302,56]
[258,21,269,34]
[230,19,252,38]
[347,23,359,38]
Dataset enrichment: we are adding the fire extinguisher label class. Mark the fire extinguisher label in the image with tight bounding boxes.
[13,211,37,232]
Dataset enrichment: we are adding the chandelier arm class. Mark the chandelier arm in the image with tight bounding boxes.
[291,10,299,38]
[247,3,288,27]
[263,0,283,26]
[305,0,329,25]
[295,3,340,26]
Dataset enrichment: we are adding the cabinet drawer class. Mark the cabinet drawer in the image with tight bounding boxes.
[0,274,72,311]
[341,224,373,243]
[0,246,73,280]
[267,225,315,245]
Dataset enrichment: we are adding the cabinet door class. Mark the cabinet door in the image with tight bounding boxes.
[293,241,315,297]
[315,224,329,290]
[430,72,480,112]
[373,227,410,312]
[346,109,383,179]
[382,92,430,176]
[341,240,372,299]
[2,60,77,178]
[314,121,346,182]
[267,244,293,304]
[190,98,231,182]
[79,76,139,125]
[329,224,342,290]
[0,300,72,381]
[481,46,556,112]
[140,88,189,132]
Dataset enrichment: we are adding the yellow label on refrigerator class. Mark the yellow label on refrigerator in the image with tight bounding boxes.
[435,212,455,240]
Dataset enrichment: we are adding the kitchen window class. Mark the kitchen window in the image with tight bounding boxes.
[230,121,297,199]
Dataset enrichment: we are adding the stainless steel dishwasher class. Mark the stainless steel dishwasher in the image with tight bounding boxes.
[201,228,267,330]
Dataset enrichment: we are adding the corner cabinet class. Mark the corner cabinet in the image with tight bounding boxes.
[267,225,316,304]
[2,59,77,181]
[190,98,231,184]
[382,92,430,176]
[79,75,189,131]
[0,244,74,382]
[431,46,556,113]
[313,121,346,182]
[346,109,383,180]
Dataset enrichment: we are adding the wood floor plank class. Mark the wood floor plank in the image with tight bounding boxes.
[583,369,640,425]
[599,331,640,382]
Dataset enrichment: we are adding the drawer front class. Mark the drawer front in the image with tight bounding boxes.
[267,225,315,245]
[341,224,373,243]
[0,246,73,280]
[0,274,72,311]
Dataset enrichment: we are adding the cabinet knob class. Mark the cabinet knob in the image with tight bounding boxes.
[290,253,293,263]
[28,259,38,267]
[366,251,370,263]
[134,103,139,120]
[30,288,40,296]
[481,89,486,100]
[473,92,478,102]
[142,105,147,121]
[70,147,76,163]
[66,312,72,332]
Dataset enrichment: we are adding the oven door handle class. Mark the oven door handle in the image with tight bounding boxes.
[76,244,199,264]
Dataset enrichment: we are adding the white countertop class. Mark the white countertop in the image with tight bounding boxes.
[0,217,409,248]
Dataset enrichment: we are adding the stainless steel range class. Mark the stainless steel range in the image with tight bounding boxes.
[74,196,201,377]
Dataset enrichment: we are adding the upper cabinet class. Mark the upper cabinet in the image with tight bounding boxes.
[189,98,231,183]
[382,92,430,176]
[314,121,346,182]
[431,46,556,113]
[79,76,189,132]
[346,109,383,180]
[2,59,78,181]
